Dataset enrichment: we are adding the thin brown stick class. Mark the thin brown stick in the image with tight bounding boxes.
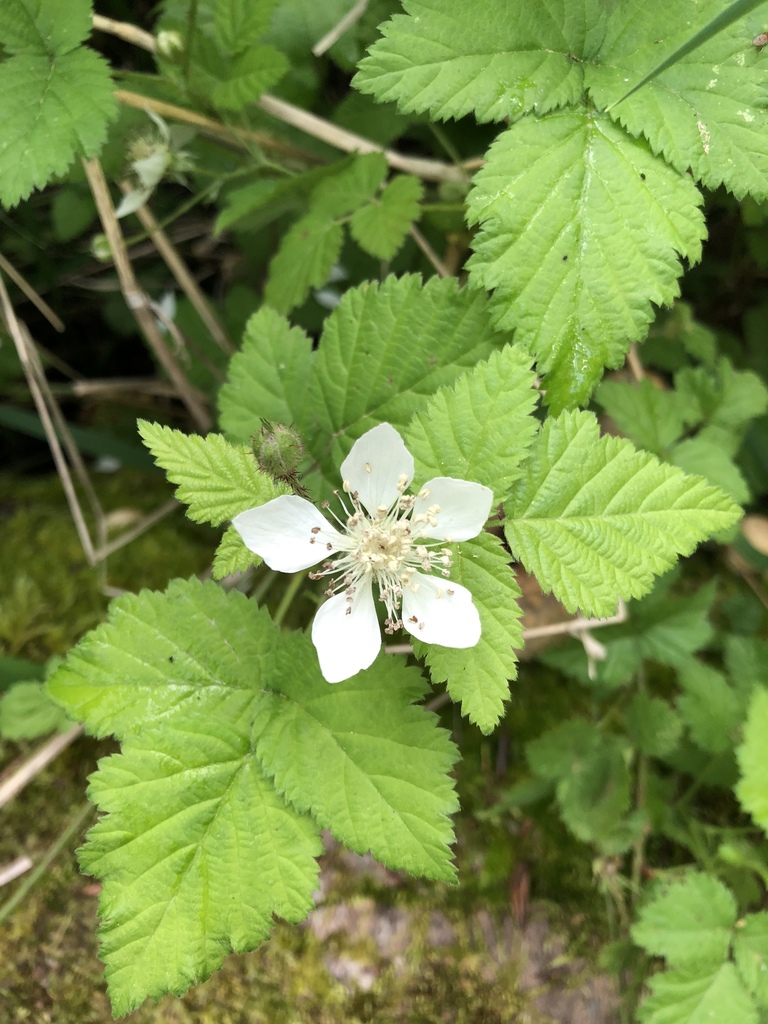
[124,185,234,355]
[115,89,318,164]
[627,343,645,382]
[83,157,212,432]
[0,251,65,332]
[0,276,99,563]
[0,726,84,810]
[312,0,369,56]
[96,499,179,560]
[92,13,155,51]
[70,377,183,398]
[410,225,450,277]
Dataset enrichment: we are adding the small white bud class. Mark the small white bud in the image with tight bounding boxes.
[156,29,184,59]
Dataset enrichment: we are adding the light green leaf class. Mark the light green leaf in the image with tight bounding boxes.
[214,0,278,53]
[353,0,599,123]
[308,275,509,483]
[675,358,768,432]
[669,436,751,505]
[734,912,768,1008]
[46,578,279,740]
[632,872,737,968]
[211,45,288,110]
[252,630,459,881]
[412,532,523,734]
[0,681,71,740]
[0,49,116,208]
[81,716,321,1016]
[677,659,745,754]
[625,692,683,758]
[349,174,424,260]
[587,0,768,199]
[138,421,288,528]
[638,963,758,1024]
[596,379,690,455]
[737,689,768,835]
[406,345,538,505]
[264,214,344,313]
[466,110,705,409]
[217,308,314,443]
[0,0,90,55]
[527,719,633,848]
[310,152,388,217]
[211,525,258,581]
[504,411,740,617]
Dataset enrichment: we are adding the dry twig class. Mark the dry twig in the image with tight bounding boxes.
[312,0,369,56]
[0,726,84,811]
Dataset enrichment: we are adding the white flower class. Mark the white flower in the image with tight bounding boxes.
[233,423,493,683]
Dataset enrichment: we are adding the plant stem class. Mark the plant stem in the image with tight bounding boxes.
[0,802,94,925]
[273,572,306,627]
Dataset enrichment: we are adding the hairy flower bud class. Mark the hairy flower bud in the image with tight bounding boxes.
[254,422,305,481]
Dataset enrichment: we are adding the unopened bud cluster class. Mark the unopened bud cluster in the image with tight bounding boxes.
[253,422,308,496]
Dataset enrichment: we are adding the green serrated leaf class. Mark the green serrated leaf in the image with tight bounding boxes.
[632,872,737,968]
[638,963,758,1024]
[0,681,71,740]
[308,275,509,485]
[0,0,90,55]
[264,214,344,314]
[587,1,768,200]
[675,358,768,432]
[737,689,768,835]
[217,308,314,443]
[677,659,746,754]
[46,578,278,739]
[252,630,459,881]
[214,0,278,53]
[353,0,600,123]
[504,410,741,617]
[625,692,683,758]
[669,436,751,505]
[406,345,538,505]
[211,45,288,111]
[212,524,258,580]
[412,532,522,734]
[349,174,424,260]
[310,152,388,218]
[0,48,117,208]
[81,716,321,1015]
[138,421,288,527]
[596,379,690,455]
[466,109,706,409]
[527,719,633,848]
[734,913,768,1009]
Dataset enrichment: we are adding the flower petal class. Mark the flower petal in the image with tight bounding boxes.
[340,423,414,516]
[401,573,481,648]
[232,495,342,572]
[413,477,494,541]
[311,576,381,683]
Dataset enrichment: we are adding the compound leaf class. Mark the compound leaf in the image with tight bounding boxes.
[504,411,741,617]
[406,345,538,505]
[214,0,278,53]
[211,45,288,110]
[138,421,288,528]
[737,688,768,835]
[264,214,344,313]
[631,872,737,968]
[677,660,745,754]
[353,0,600,123]
[412,532,523,734]
[307,275,509,485]
[625,692,683,758]
[0,48,116,208]
[81,715,320,1015]
[596,379,690,455]
[218,308,314,443]
[638,963,757,1024]
[350,174,424,260]
[466,109,706,409]
[310,152,388,218]
[587,0,768,200]
[252,630,459,881]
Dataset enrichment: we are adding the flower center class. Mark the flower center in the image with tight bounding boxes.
[308,479,453,632]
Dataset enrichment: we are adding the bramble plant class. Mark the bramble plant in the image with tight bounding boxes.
[2,0,768,1019]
